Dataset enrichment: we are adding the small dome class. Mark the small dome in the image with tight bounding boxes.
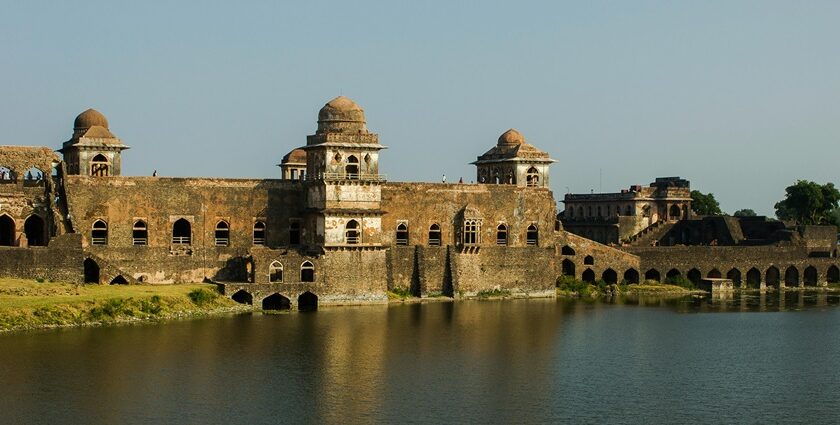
[281,148,307,164]
[317,96,367,134]
[497,129,525,146]
[74,108,109,130]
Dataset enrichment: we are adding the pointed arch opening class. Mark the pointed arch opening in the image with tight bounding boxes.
[727,268,742,287]
[561,245,575,255]
[602,268,617,284]
[253,221,266,245]
[172,218,191,245]
[269,261,283,283]
[624,268,640,284]
[396,223,409,246]
[214,220,230,246]
[584,255,594,265]
[526,167,540,187]
[298,291,318,311]
[526,224,538,246]
[0,166,14,183]
[428,223,441,246]
[669,204,681,220]
[561,259,575,277]
[23,167,44,186]
[84,258,100,284]
[784,266,800,288]
[345,220,360,244]
[232,290,253,305]
[666,269,682,281]
[765,266,780,288]
[644,269,661,283]
[804,266,818,286]
[300,261,315,282]
[746,267,762,288]
[91,220,108,245]
[132,220,148,245]
[345,155,359,178]
[582,268,595,283]
[90,154,110,177]
[707,268,722,279]
[687,268,701,285]
[827,265,840,284]
[262,293,290,311]
[0,214,14,246]
[24,215,45,246]
[496,224,508,246]
[110,275,128,285]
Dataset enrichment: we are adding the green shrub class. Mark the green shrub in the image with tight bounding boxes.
[476,288,511,298]
[188,288,219,306]
[556,275,593,295]
[665,276,694,289]
[388,286,414,299]
[35,278,45,283]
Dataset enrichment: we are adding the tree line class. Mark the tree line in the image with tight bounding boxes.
[690,180,840,226]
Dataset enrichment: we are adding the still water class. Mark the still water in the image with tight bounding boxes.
[2,292,840,424]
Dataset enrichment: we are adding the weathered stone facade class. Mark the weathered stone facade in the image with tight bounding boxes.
[0,96,837,310]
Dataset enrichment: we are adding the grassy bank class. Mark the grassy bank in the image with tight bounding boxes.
[0,278,249,332]
[556,275,700,298]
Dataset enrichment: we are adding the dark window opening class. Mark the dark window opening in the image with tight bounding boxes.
[232,290,253,305]
[84,258,100,284]
[561,245,575,255]
[526,224,538,246]
[133,220,148,246]
[562,259,575,276]
[253,221,266,245]
[624,268,640,284]
[346,155,359,178]
[428,224,441,246]
[584,255,594,265]
[496,224,507,246]
[0,214,14,246]
[298,291,318,311]
[215,221,230,246]
[645,269,661,282]
[746,268,762,288]
[727,268,742,287]
[289,221,300,245]
[804,266,818,286]
[301,261,315,282]
[602,268,617,284]
[526,167,539,187]
[707,269,722,279]
[24,215,45,246]
[90,154,109,177]
[396,223,409,246]
[345,220,360,244]
[687,268,701,285]
[766,267,780,288]
[269,261,283,283]
[785,266,799,287]
[91,220,108,245]
[172,218,191,245]
[827,265,839,284]
[582,269,595,283]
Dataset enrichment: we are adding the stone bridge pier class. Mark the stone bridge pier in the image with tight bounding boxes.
[219,283,320,311]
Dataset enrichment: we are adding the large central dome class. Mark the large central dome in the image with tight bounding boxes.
[317,96,368,134]
[74,108,109,131]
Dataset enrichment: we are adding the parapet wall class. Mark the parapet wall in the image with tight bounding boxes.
[0,234,83,282]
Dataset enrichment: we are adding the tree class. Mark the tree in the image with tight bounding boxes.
[774,180,840,225]
[733,209,757,217]
[690,190,722,216]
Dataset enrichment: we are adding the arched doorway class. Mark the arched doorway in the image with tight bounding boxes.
[298,291,318,311]
[727,268,742,287]
[300,261,315,282]
[666,269,682,281]
[766,267,780,288]
[561,259,575,277]
[172,218,191,245]
[644,269,660,283]
[582,269,595,283]
[707,269,722,279]
[345,155,359,178]
[110,275,128,285]
[561,245,575,255]
[828,265,840,284]
[804,266,818,286]
[231,290,253,305]
[262,293,290,311]
[784,266,799,288]
[624,269,639,284]
[602,268,617,284]
[24,215,45,246]
[0,214,14,246]
[84,258,100,284]
[746,268,761,288]
[687,269,701,286]
[669,204,681,220]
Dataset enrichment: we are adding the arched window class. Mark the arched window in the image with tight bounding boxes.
[428,224,441,246]
[23,167,44,186]
[0,166,14,183]
[526,167,539,187]
[396,223,409,246]
[0,214,15,246]
[669,204,681,220]
[463,220,479,246]
[253,221,266,245]
[24,215,45,246]
[91,220,108,245]
[526,224,538,246]
[132,220,148,246]
[215,221,230,246]
[346,155,359,179]
[172,218,191,245]
[289,221,300,245]
[269,261,283,283]
[300,261,315,282]
[90,154,109,177]
[584,255,594,265]
[345,220,360,244]
[496,224,508,246]
[561,245,575,255]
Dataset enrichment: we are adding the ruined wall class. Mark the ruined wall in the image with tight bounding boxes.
[0,234,83,282]
[0,147,63,246]
[555,231,641,282]
[64,176,307,283]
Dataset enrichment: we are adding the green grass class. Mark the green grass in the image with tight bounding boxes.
[475,288,512,298]
[0,278,244,332]
[387,286,415,300]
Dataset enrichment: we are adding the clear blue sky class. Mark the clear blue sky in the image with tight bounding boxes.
[2,1,838,216]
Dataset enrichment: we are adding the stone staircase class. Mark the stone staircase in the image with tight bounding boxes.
[623,221,675,246]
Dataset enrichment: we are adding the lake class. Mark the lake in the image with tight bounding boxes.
[1,291,839,424]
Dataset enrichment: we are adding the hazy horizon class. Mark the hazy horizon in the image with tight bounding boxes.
[2,1,838,216]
